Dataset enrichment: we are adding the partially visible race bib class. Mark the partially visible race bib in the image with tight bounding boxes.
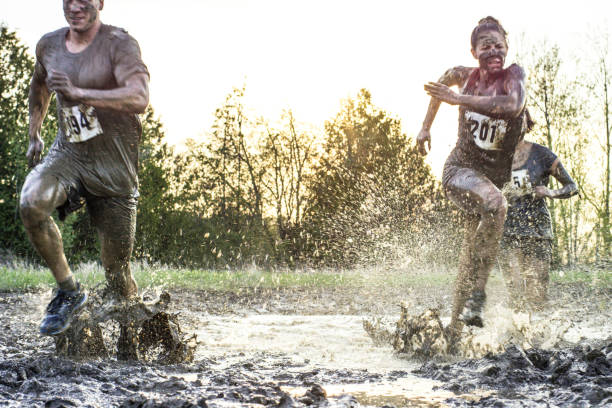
[61,104,103,143]
[465,111,507,151]
[511,169,531,189]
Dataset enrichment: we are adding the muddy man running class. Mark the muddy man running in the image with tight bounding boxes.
[19,0,149,356]
[499,116,578,309]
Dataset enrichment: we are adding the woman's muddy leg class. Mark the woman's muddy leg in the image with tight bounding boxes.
[468,188,507,293]
[448,214,479,339]
[89,197,138,299]
[445,168,507,331]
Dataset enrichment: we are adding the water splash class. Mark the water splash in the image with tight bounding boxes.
[54,287,196,363]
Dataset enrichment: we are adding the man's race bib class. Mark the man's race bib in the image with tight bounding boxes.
[61,104,103,143]
[511,169,531,188]
[465,111,507,151]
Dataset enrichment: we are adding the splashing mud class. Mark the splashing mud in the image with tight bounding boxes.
[362,274,612,406]
[0,269,610,407]
[54,288,196,363]
[365,286,611,361]
[501,180,534,201]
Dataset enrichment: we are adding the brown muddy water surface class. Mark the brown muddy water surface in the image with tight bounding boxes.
[0,270,610,407]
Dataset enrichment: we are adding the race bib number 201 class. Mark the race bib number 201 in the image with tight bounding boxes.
[61,104,103,143]
[465,111,507,151]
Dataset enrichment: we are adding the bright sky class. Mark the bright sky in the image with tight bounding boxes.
[2,0,610,177]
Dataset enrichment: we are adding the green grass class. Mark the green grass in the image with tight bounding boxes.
[0,265,57,290]
[1,262,609,292]
[551,267,612,286]
[0,262,358,292]
[135,266,356,291]
[375,269,455,288]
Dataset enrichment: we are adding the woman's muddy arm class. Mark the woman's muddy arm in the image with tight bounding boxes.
[417,99,441,155]
[418,67,471,155]
[424,65,526,119]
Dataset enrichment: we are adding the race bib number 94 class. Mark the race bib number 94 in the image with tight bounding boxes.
[465,111,507,151]
[61,104,103,143]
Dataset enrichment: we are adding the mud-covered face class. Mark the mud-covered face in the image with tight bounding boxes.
[471,30,507,75]
[63,0,103,33]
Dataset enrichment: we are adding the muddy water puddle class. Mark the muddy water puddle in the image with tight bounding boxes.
[195,314,477,406]
[195,314,478,406]
[0,293,489,407]
[282,379,494,407]
[196,314,412,370]
[1,280,611,407]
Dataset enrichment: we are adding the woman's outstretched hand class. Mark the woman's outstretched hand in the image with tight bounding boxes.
[417,128,431,155]
[424,82,460,105]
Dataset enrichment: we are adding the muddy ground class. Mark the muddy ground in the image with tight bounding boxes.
[0,271,610,407]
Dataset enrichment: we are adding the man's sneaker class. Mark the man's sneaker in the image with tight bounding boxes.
[39,284,88,336]
[459,289,486,328]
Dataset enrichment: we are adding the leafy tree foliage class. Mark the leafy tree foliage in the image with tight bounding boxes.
[0,26,57,259]
[0,28,483,270]
[303,89,447,266]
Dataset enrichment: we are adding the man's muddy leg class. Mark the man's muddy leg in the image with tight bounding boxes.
[523,253,550,309]
[20,172,89,336]
[89,196,139,360]
[498,245,525,307]
[20,173,73,285]
[89,197,138,299]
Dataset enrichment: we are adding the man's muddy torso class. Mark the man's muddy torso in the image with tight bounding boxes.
[35,24,149,198]
[504,142,557,239]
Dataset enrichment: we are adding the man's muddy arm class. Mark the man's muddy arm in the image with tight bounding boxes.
[548,160,578,199]
[27,61,51,168]
[48,71,149,114]
[534,159,578,199]
[418,67,471,154]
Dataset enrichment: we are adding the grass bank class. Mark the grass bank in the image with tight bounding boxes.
[0,262,608,292]
[0,262,360,292]
[550,265,612,286]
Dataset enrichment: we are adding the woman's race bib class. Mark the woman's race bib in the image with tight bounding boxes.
[465,111,507,151]
[61,104,103,143]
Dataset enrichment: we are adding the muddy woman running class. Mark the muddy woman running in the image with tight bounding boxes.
[19,0,149,346]
[417,17,526,345]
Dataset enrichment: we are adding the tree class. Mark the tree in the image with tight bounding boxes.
[0,26,58,259]
[133,106,180,263]
[585,32,612,259]
[259,111,317,237]
[303,89,441,266]
[520,40,594,264]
